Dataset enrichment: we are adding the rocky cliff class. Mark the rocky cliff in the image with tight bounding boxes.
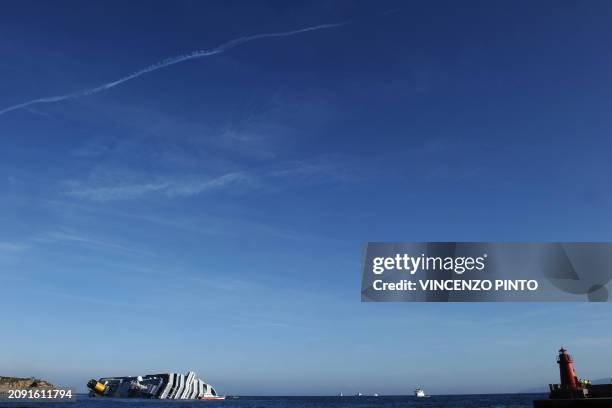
[0,376,55,393]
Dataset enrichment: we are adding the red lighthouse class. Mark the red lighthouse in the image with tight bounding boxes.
[557,347,579,390]
[536,347,612,405]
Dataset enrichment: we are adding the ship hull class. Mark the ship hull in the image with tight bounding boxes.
[87,371,222,400]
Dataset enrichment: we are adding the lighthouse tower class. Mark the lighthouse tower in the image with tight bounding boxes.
[557,347,579,390]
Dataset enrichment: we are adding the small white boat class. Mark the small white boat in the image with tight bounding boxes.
[414,387,426,397]
[373,393,379,397]
[200,395,226,400]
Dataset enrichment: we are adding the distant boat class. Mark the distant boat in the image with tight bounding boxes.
[415,387,426,397]
[373,393,379,397]
[339,392,343,397]
[355,392,363,396]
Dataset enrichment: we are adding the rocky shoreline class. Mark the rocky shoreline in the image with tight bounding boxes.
[0,376,55,393]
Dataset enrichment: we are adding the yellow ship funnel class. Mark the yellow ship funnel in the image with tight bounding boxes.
[87,379,106,394]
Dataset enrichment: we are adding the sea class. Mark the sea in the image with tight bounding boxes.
[2,394,548,408]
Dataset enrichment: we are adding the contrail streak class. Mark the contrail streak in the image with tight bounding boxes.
[0,22,345,116]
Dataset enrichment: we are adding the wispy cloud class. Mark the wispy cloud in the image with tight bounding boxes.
[70,141,111,157]
[231,320,298,330]
[42,197,335,243]
[119,211,307,241]
[61,153,358,202]
[0,242,28,252]
[230,313,307,330]
[34,230,154,257]
[191,276,261,292]
[0,22,346,116]
[269,156,361,184]
[30,288,160,310]
[64,171,250,201]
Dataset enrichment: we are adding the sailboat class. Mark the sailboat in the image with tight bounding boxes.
[414,387,426,397]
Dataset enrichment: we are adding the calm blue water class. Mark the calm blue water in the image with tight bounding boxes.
[4,394,546,408]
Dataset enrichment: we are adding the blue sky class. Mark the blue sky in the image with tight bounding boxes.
[2,0,612,395]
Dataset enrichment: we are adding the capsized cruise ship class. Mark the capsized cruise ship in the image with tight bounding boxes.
[87,371,224,400]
